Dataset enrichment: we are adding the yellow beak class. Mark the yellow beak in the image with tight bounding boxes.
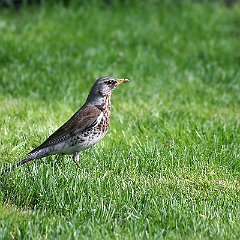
[116,78,129,85]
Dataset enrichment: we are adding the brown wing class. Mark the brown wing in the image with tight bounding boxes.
[29,105,102,153]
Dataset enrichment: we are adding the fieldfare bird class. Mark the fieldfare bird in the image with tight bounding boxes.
[11,77,129,169]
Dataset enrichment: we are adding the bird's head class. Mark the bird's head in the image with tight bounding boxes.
[88,77,129,98]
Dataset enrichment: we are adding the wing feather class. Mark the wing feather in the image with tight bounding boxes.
[29,105,102,153]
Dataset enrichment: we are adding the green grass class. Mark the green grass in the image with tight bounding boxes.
[0,1,240,239]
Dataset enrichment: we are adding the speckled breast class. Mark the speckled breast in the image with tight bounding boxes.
[67,94,111,152]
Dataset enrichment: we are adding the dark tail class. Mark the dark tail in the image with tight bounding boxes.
[16,154,37,167]
[1,148,51,175]
[1,155,35,175]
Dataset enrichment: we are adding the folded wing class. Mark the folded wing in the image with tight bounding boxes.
[29,105,102,154]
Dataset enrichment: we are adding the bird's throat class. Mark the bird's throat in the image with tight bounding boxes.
[103,94,111,113]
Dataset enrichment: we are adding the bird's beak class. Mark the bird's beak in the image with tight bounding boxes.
[116,78,129,85]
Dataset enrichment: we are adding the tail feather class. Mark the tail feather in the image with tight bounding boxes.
[15,154,37,167]
[1,147,52,175]
[1,155,35,175]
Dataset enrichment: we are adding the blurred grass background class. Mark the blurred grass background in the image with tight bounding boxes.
[0,0,240,239]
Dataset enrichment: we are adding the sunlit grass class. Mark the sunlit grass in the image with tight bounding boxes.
[0,1,240,239]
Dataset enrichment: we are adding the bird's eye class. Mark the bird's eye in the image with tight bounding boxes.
[105,80,115,85]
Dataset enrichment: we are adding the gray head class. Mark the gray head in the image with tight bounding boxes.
[86,77,129,103]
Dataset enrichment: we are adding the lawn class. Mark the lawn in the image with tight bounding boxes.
[0,1,240,239]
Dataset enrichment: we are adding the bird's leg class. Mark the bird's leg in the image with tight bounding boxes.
[73,152,80,167]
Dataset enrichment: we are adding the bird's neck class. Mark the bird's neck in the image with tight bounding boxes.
[86,94,111,113]
[103,94,111,113]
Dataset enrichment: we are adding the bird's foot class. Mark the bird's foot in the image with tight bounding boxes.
[73,152,80,168]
